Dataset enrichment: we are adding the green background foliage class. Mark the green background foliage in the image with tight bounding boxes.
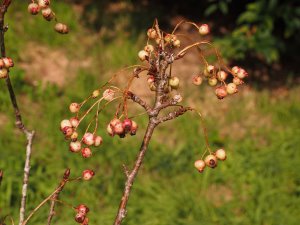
[0,1,300,225]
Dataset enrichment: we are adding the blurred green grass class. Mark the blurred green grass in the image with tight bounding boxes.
[1,2,300,225]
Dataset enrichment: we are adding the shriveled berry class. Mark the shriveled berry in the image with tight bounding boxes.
[82,170,95,181]
[93,136,102,147]
[215,86,227,99]
[103,89,115,101]
[81,147,92,158]
[199,24,210,35]
[215,149,226,161]
[69,141,81,153]
[204,154,218,168]
[194,159,206,172]
[83,133,94,146]
[28,3,40,15]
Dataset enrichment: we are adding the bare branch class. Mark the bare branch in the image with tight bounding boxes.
[155,106,192,125]
[47,169,71,225]
[127,91,151,112]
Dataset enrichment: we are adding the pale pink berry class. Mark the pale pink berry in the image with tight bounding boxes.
[204,65,215,77]
[103,89,115,101]
[130,121,138,136]
[94,136,103,147]
[38,0,50,9]
[69,141,81,153]
[237,68,248,79]
[173,94,183,103]
[0,68,8,79]
[54,23,69,34]
[144,44,154,52]
[42,7,54,21]
[69,103,80,113]
[194,159,206,172]
[76,204,90,214]
[81,147,92,158]
[232,66,240,75]
[233,77,244,85]
[75,213,85,223]
[113,121,124,135]
[147,28,157,39]
[2,57,14,68]
[226,83,238,94]
[70,117,79,128]
[192,76,203,86]
[199,24,210,35]
[60,119,71,130]
[0,59,5,68]
[28,3,39,15]
[83,133,94,146]
[204,154,218,168]
[208,77,218,86]
[217,71,228,81]
[82,170,95,181]
[138,50,149,61]
[215,86,227,99]
[71,131,78,140]
[169,76,180,89]
[215,149,226,161]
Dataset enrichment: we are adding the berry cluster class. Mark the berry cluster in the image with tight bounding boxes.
[27,0,69,34]
[107,118,138,138]
[75,204,89,225]
[0,57,14,79]
[194,149,226,173]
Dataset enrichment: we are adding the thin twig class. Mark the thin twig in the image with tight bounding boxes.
[0,2,35,225]
[47,169,71,225]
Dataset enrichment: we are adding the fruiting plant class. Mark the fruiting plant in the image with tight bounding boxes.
[60,20,248,225]
[0,0,248,224]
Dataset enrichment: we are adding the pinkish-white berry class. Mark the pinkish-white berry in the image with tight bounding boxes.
[94,136,103,147]
[237,68,248,79]
[69,103,80,113]
[194,159,206,172]
[28,3,40,15]
[147,28,157,39]
[76,204,90,214]
[233,77,244,85]
[83,133,94,146]
[60,119,71,130]
[215,149,226,161]
[62,127,73,137]
[81,147,92,158]
[54,23,69,34]
[70,117,79,128]
[217,71,228,81]
[69,141,81,153]
[2,57,14,68]
[232,66,240,75]
[71,131,78,140]
[173,39,181,48]
[144,44,154,53]
[103,89,115,101]
[107,123,114,136]
[226,83,238,94]
[42,7,54,21]
[192,75,203,86]
[130,120,138,136]
[138,50,149,61]
[0,68,8,79]
[199,24,210,35]
[82,170,95,181]
[204,154,217,168]
[38,0,50,9]
[204,65,215,77]
[208,77,218,86]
